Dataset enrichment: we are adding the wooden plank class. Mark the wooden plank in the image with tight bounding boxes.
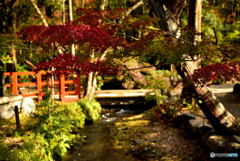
[41,81,60,85]
[64,80,77,84]
[22,93,37,97]
[4,72,11,76]
[94,89,153,98]
[18,82,37,86]
[15,71,36,75]
[65,91,77,95]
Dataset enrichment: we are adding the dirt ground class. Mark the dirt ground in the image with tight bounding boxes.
[110,83,240,161]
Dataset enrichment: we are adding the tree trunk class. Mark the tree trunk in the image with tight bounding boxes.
[148,0,186,37]
[149,0,240,134]
[176,61,239,134]
[69,0,75,55]
[181,0,202,104]
[83,49,108,100]
[99,0,108,10]
[62,0,66,25]
[30,0,63,54]
[188,0,202,42]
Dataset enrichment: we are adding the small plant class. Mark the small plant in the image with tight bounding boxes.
[150,100,183,120]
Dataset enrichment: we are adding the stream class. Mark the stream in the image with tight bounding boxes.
[62,105,147,161]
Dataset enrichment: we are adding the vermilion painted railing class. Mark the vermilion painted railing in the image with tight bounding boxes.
[4,71,81,102]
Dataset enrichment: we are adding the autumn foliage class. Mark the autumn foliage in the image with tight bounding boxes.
[176,61,240,87]
[35,53,121,78]
[16,24,124,53]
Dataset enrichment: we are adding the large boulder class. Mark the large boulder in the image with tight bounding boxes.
[0,105,15,119]
[0,95,22,119]
[20,97,35,116]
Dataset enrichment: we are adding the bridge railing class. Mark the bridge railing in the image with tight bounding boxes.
[4,71,81,102]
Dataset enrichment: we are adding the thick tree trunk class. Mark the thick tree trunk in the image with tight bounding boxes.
[176,62,239,134]
[188,0,202,42]
[149,0,239,134]
[181,0,202,103]
[148,0,186,36]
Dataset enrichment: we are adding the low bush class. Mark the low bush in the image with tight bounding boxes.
[0,99,102,161]
[77,98,101,122]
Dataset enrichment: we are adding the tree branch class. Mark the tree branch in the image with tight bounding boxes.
[212,27,232,59]
[24,59,36,70]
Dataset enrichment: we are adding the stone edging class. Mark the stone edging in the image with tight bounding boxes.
[0,95,23,119]
[177,112,240,160]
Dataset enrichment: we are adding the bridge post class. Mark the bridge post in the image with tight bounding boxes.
[37,71,42,101]
[60,74,65,101]
[12,72,18,95]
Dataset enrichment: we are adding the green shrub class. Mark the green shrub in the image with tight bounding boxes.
[77,98,102,122]
[65,102,86,130]
[1,98,102,160]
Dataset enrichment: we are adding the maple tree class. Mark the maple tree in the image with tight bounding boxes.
[34,53,120,78]
[149,0,239,134]
[16,1,240,134]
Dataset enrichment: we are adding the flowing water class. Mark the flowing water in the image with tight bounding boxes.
[63,106,146,161]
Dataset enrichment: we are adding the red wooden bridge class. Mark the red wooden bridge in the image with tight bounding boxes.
[4,71,154,102]
[4,71,81,102]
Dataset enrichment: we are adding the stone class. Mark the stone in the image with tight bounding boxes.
[225,142,240,154]
[229,135,240,144]
[8,95,23,102]
[176,112,197,127]
[206,135,227,152]
[233,83,240,93]
[200,124,213,135]
[189,119,201,133]
[178,112,196,119]
[0,106,15,119]
[0,97,9,105]
[0,104,10,113]
[20,97,35,116]
[133,139,142,145]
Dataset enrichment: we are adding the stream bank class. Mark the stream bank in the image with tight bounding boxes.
[110,110,217,161]
[63,104,216,161]
[63,107,144,161]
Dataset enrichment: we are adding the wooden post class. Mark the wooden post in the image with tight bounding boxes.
[37,71,42,101]
[14,105,21,130]
[77,74,81,99]
[12,72,18,95]
[0,61,4,96]
[60,74,65,101]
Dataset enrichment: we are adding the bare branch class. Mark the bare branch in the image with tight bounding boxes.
[1,46,42,51]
